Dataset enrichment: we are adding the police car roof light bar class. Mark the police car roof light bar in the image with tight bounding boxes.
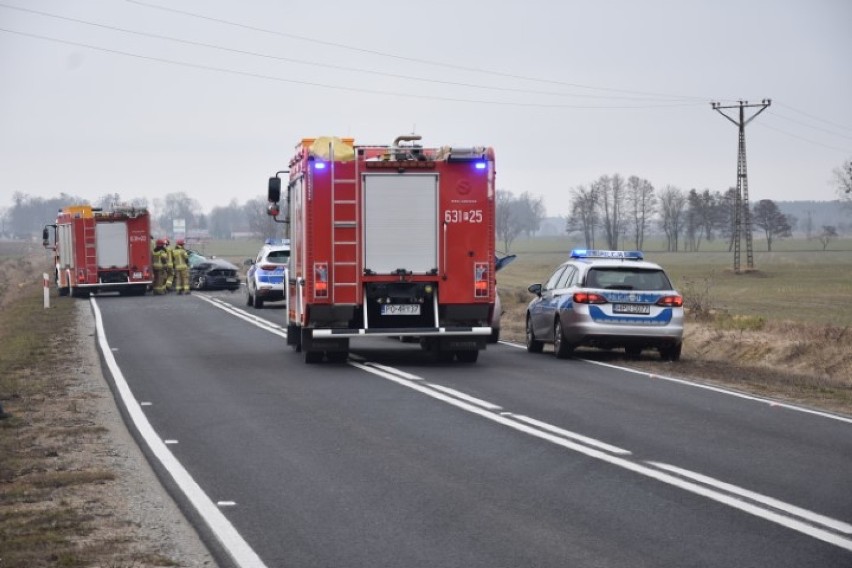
[570,249,644,261]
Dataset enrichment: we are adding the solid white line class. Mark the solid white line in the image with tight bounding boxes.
[578,357,852,425]
[90,298,268,568]
[194,295,288,339]
[508,414,631,455]
[500,340,852,425]
[647,461,852,535]
[426,383,503,411]
[349,359,852,553]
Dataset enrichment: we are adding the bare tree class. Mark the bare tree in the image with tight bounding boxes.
[818,225,838,250]
[155,192,202,237]
[596,174,626,249]
[625,176,656,250]
[516,192,547,238]
[565,184,599,248]
[834,157,852,199]
[496,190,522,252]
[658,185,687,252]
[752,199,792,252]
[244,197,283,239]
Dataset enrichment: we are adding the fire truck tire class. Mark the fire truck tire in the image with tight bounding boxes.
[456,350,479,363]
[488,328,500,344]
[58,286,69,297]
[304,350,323,364]
[71,287,90,298]
[326,351,348,363]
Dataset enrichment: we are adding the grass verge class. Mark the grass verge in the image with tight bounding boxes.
[0,245,180,568]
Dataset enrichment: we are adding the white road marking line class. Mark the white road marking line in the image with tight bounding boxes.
[140,402,152,406]
[647,461,852,535]
[579,357,852,425]
[164,439,179,445]
[426,383,503,411]
[507,414,631,455]
[186,298,852,552]
[194,295,288,339]
[218,501,237,507]
[90,298,269,568]
[349,359,852,553]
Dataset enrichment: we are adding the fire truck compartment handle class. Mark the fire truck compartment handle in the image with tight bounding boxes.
[442,222,448,280]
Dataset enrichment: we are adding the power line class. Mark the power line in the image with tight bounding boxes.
[125,0,711,103]
[0,27,706,110]
[767,110,852,141]
[775,102,852,134]
[0,2,702,103]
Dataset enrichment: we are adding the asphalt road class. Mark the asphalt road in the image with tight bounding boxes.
[91,290,852,568]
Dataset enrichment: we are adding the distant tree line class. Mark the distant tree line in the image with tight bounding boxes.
[0,191,283,241]
[556,173,836,253]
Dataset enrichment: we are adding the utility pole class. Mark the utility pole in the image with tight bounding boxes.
[711,99,771,272]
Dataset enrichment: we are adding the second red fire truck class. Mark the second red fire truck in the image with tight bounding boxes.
[268,135,497,363]
[43,204,153,297]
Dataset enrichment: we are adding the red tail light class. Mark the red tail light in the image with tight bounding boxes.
[656,295,683,307]
[573,292,608,304]
[314,262,328,298]
[260,264,279,270]
[474,262,489,298]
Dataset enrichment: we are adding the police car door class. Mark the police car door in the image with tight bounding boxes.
[532,266,567,340]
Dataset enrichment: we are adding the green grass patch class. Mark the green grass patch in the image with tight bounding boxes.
[497,238,852,327]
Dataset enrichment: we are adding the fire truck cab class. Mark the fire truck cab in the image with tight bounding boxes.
[43,204,153,297]
[269,135,497,363]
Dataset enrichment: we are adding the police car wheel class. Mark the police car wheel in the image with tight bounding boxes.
[526,315,544,353]
[660,343,682,362]
[553,319,574,359]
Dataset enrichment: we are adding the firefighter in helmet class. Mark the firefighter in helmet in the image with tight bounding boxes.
[172,239,190,294]
[152,238,169,295]
[164,238,175,292]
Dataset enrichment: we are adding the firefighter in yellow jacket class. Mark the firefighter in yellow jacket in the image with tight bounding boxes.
[173,239,190,294]
[152,239,169,295]
[164,238,175,292]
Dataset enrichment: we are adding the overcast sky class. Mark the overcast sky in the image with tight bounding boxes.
[2,0,851,218]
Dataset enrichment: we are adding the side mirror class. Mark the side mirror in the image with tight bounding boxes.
[528,283,542,297]
[268,177,281,203]
[42,227,50,247]
[243,258,254,267]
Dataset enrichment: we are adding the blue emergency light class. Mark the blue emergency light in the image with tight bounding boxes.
[570,249,644,261]
[314,161,326,170]
[264,238,291,246]
[475,161,487,170]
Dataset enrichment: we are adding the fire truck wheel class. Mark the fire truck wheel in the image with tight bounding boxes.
[304,350,323,364]
[456,350,479,363]
[488,328,500,344]
[58,286,69,297]
[326,351,348,363]
[71,287,90,298]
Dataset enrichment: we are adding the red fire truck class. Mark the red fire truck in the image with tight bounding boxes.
[268,135,497,363]
[43,204,153,297]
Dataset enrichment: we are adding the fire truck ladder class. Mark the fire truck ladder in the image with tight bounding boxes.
[330,163,359,304]
[83,218,98,279]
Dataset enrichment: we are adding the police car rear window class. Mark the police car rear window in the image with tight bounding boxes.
[585,268,672,291]
[266,250,290,261]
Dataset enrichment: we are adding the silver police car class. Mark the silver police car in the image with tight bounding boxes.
[526,250,683,360]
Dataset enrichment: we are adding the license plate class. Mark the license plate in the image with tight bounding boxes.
[381,304,420,316]
[613,303,650,315]
[132,272,142,279]
[226,277,238,283]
